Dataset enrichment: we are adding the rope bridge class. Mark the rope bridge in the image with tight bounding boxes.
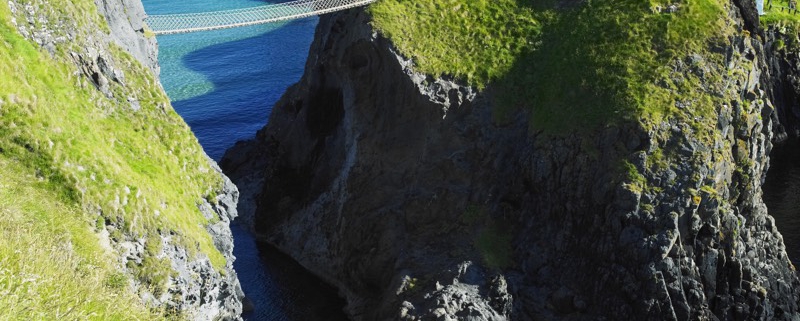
[145,0,376,35]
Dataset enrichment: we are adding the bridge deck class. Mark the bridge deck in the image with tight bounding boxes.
[145,0,375,35]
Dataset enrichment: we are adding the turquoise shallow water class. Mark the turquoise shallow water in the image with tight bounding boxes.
[143,0,315,161]
[140,1,347,319]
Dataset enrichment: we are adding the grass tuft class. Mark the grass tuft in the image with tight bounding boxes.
[476,222,513,270]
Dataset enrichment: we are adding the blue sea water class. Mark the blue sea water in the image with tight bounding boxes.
[142,0,315,161]
[139,1,347,320]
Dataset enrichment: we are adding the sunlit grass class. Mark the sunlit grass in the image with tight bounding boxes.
[0,158,158,320]
[370,0,732,133]
[761,0,800,24]
[0,0,230,317]
[369,0,539,89]
[0,3,224,269]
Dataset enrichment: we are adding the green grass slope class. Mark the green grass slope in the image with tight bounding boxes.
[370,0,735,133]
[761,0,800,24]
[0,158,157,319]
[1,0,228,318]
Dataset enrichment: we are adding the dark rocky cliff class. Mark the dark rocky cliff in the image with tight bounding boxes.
[767,24,800,143]
[223,1,800,320]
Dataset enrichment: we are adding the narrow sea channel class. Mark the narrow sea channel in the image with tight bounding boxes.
[140,0,347,319]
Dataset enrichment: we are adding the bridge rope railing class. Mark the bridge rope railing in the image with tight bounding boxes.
[145,0,375,35]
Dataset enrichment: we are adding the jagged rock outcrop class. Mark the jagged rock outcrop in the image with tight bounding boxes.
[223,1,800,320]
[733,0,761,33]
[113,160,244,320]
[8,0,244,318]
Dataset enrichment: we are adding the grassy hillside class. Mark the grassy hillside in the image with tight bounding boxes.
[0,158,157,319]
[370,0,734,133]
[1,0,228,318]
[761,0,800,24]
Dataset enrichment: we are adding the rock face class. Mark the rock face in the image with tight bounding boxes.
[765,24,800,143]
[108,165,244,320]
[125,161,244,320]
[10,0,244,318]
[223,2,800,321]
[95,0,160,74]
